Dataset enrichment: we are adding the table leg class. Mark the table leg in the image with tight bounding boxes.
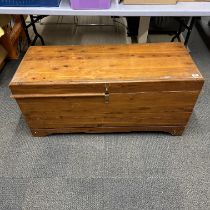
[30,15,45,46]
[20,15,31,46]
[138,17,151,43]
[184,17,196,46]
[20,15,46,46]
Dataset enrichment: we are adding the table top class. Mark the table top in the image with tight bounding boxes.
[0,0,210,16]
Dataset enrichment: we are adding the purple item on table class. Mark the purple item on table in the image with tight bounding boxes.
[70,0,111,10]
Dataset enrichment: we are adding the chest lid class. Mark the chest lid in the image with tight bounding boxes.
[10,43,204,96]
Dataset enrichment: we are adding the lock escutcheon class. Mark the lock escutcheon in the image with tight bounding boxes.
[105,83,109,104]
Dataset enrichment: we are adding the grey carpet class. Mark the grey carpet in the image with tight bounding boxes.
[0,27,210,210]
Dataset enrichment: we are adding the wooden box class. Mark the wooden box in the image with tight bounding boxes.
[0,15,26,59]
[10,43,204,137]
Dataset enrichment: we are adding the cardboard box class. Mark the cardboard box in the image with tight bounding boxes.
[123,0,210,4]
[123,0,177,4]
[0,27,4,37]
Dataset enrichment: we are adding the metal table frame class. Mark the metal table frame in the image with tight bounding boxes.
[1,0,210,45]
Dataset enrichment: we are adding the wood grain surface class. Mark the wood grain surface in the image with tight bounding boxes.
[10,43,204,136]
[31,126,186,137]
[10,43,203,85]
[16,91,198,128]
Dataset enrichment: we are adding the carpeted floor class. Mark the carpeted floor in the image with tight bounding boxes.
[0,22,209,209]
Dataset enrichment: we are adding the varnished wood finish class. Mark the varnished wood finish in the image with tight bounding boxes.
[31,126,186,137]
[10,43,204,136]
[10,43,203,85]
[16,91,198,128]
[10,80,204,95]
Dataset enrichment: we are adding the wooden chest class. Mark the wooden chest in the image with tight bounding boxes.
[10,43,204,137]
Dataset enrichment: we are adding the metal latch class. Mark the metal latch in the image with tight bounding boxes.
[104,83,109,104]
